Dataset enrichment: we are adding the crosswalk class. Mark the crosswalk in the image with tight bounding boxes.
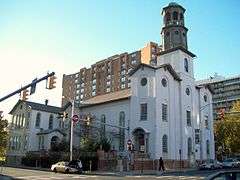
[16,175,98,180]
[156,175,204,179]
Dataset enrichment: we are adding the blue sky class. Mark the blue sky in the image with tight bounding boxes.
[0,0,239,116]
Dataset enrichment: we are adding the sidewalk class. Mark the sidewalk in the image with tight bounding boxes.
[85,168,198,176]
[4,165,197,176]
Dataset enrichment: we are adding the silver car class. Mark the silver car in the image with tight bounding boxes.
[51,161,82,174]
[222,158,239,168]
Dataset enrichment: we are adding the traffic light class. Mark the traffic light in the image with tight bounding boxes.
[21,89,29,101]
[86,115,91,126]
[30,78,37,95]
[46,75,57,89]
[57,111,68,119]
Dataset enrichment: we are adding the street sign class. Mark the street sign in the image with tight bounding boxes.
[72,114,79,123]
[127,139,132,145]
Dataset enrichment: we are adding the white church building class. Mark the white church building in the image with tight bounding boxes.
[76,2,215,168]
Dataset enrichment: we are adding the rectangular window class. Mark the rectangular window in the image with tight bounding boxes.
[162,104,168,122]
[204,115,209,129]
[195,129,200,144]
[121,84,126,89]
[140,103,147,121]
[106,87,110,92]
[186,110,191,126]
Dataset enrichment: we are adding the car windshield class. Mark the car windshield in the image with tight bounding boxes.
[224,159,233,162]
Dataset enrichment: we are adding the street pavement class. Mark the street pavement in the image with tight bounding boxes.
[0,167,220,179]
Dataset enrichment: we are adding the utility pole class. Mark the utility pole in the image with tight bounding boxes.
[0,72,56,103]
[70,100,74,161]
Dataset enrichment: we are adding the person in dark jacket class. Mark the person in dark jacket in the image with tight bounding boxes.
[159,157,165,171]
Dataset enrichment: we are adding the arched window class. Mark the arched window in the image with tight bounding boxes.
[206,140,210,156]
[180,13,184,20]
[173,11,178,20]
[119,111,125,151]
[101,115,106,138]
[162,135,168,153]
[50,136,59,150]
[49,114,54,130]
[187,137,192,157]
[166,12,171,21]
[35,112,41,128]
[184,58,189,72]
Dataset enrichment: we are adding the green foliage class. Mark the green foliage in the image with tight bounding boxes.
[79,136,111,152]
[50,139,69,152]
[215,101,240,157]
[0,116,8,159]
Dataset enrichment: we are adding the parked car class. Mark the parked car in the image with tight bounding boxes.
[222,158,239,168]
[199,160,222,170]
[51,160,83,174]
[205,170,240,180]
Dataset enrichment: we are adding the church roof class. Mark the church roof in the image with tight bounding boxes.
[158,46,196,58]
[128,63,182,81]
[9,100,62,114]
[79,89,131,108]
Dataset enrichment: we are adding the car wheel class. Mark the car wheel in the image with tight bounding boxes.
[53,168,57,173]
[65,169,69,174]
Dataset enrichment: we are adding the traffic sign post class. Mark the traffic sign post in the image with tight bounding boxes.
[72,114,79,123]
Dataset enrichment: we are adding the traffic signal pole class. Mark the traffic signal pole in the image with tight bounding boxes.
[0,72,55,103]
[70,100,74,161]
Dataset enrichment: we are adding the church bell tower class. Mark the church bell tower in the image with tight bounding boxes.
[161,2,188,51]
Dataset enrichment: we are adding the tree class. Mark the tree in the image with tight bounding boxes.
[215,101,240,158]
[0,115,8,161]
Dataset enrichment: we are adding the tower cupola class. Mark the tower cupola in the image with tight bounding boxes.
[161,2,188,51]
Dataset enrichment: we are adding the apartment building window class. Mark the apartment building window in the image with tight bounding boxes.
[107,74,111,80]
[140,103,147,121]
[195,129,200,144]
[81,83,85,87]
[75,74,79,78]
[121,70,126,75]
[49,114,53,130]
[128,68,133,74]
[92,79,96,84]
[162,135,168,153]
[80,88,84,93]
[106,87,110,92]
[92,91,96,96]
[76,90,80,94]
[75,95,79,100]
[132,59,137,65]
[162,104,168,122]
[75,79,78,84]
[204,115,209,129]
[121,77,126,82]
[121,63,126,69]
[131,53,136,58]
[106,81,111,86]
[80,94,83,99]
[35,112,41,128]
[186,110,191,126]
[24,135,28,150]
[121,84,126,89]
[92,84,96,90]
[76,84,80,89]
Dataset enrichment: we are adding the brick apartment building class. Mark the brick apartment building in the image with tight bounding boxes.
[62,42,162,106]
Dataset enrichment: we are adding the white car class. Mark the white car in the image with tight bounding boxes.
[199,160,222,170]
[51,161,82,174]
[222,158,239,168]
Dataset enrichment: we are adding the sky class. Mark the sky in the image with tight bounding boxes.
[0,0,239,119]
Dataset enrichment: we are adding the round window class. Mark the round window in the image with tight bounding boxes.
[186,88,190,95]
[141,78,147,86]
[161,78,167,87]
[204,95,207,102]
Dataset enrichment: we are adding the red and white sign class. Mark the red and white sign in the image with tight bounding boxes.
[72,114,79,123]
[127,139,132,145]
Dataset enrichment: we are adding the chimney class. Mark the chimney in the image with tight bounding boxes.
[45,99,49,106]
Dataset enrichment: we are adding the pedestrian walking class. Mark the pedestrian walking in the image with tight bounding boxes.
[159,157,165,172]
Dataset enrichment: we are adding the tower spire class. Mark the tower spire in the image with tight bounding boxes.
[161,2,188,51]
